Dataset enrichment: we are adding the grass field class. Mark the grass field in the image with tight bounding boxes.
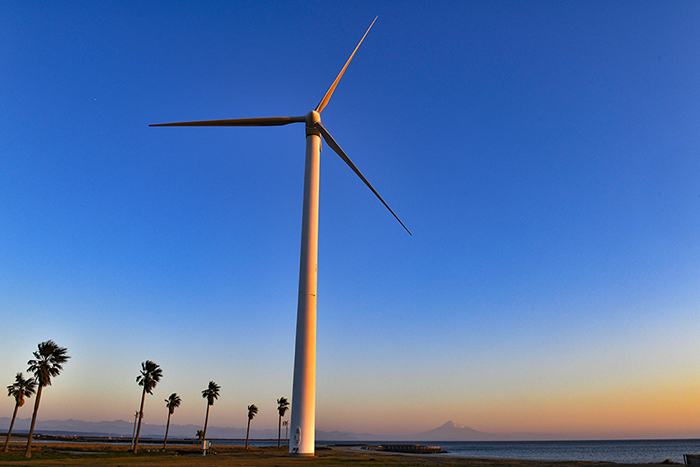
[0,442,678,467]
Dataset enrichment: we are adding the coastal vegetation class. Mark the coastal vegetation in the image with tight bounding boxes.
[245,404,258,450]
[3,372,36,453]
[276,397,289,447]
[162,392,181,450]
[133,360,162,454]
[200,381,220,448]
[24,340,70,458]
[3,343,295,458]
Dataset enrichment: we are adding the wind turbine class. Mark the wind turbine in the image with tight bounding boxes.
[150,17,410,456]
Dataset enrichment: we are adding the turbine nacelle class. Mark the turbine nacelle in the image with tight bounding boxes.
[305,110,321,137]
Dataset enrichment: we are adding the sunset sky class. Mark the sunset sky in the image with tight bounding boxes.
[2,1,699,439]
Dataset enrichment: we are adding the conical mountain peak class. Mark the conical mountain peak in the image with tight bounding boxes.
[415,421,487,441]
[442,420,467,429]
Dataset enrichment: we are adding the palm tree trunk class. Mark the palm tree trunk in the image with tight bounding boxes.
[163,411,171,450]
[133,386,147,454]
[201,403,210,449]
[24,385,43,458]
[3,402,19,453]
[278,414,281,448]
[245,418,251,450]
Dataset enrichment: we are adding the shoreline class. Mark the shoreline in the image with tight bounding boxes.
[333,444,684,464]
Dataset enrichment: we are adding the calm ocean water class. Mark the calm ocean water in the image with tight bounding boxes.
[215,438,700,463]
[353,439,700,464]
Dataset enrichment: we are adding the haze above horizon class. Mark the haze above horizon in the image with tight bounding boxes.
[1,1,699,440]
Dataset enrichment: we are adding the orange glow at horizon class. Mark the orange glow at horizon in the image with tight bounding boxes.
[316,372,700,438]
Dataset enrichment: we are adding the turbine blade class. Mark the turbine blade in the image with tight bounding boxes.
[315,16,378,114]
[315,122,411,235]
[150,116,306,127]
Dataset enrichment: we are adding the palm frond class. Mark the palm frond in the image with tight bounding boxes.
[26,340,70,387]
[247,404,258,420]
[201,381,220,406]
[277,397,290,417]
[7,372,37,407]
[136,360,162,394]
[165,393,181,414]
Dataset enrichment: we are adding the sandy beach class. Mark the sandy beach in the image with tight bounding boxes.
[0,442,683,467]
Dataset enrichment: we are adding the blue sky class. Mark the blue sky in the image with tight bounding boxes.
[1,1,699,438]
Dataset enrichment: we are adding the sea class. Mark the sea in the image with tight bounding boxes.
[428,439,700,464]
[229,438,700,464]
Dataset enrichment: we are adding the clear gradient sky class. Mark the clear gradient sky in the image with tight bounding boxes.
[1,1,699,440]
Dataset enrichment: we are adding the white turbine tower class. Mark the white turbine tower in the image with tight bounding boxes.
[150,17,410,456]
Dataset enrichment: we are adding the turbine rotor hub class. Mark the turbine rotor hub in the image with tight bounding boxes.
[305,110,321,137]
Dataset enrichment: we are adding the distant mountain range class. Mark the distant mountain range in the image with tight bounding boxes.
[0,416,370,441]
[0,417,552,441]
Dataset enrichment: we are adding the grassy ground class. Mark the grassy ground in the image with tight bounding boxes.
[0,442,678,467]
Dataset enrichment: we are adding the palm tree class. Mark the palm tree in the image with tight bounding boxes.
[4,373,36,453]
[200,381,220,448]
[133,360,162,454]
[24,340,69,458]
[245,404,258,450]
[162,392,181,450]
[276,397,289,448]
